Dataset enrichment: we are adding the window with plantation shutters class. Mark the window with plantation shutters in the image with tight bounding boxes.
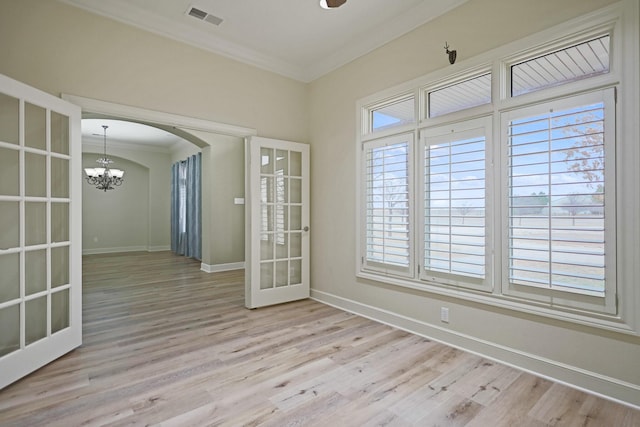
[356,7,635,329]
[363,133,412,274]
[421,118,490,290]
[505,89,614,297]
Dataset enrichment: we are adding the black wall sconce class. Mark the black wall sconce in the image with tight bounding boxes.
[444,42,457,64]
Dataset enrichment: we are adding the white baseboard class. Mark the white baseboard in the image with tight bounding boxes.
[148,245,170,252]
[311,289,640,410]
[200,261,245,273]
[82,246,149,255]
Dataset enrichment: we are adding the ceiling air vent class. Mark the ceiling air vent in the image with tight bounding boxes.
[186,6,224,26]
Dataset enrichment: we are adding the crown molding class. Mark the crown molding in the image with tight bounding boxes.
[59,0,468,83]
[58,0,307,81]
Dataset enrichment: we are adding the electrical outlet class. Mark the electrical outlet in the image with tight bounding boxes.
[440,307,449,323]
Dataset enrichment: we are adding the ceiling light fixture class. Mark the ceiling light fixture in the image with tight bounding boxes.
[320,0,347,9]
[84,125,125,192]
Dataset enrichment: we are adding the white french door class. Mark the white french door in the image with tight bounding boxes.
[0,74,82,389]
[245,137,310,308]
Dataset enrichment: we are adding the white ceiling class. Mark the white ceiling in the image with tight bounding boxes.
[59,0,468,82]
[82,119,184,150]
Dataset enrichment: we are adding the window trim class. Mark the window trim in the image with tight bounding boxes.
[355,2,639,335]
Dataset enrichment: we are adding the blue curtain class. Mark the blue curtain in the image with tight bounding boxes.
[171,153,201,260]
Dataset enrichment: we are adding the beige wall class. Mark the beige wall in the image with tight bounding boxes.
[82,154,149,253]
[188,130,245,267]
[308,0,640,406]
[0,0,308,144]
[170,140,201,165]
[82,143,172,252]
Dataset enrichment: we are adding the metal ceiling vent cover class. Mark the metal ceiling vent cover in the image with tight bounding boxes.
[186,6,224,26]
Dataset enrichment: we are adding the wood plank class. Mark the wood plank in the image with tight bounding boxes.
[0,251,638,426]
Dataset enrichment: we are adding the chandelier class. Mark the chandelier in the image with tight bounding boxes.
[84,125,125,191]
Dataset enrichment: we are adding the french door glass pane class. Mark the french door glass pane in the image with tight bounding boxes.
[275,261,288,287]
[260,262,274,289]
[51,289,70,333]
[290,206,301,230]
[277,175,288,203]
[276,233,288,258]
[281,207,289,231]
[0,201,20,249]
[51,111,69,155]
[51,246,69,288]
[290,233,302,258]
[0,92,19,145]
[51,157,69,198]
[25,296,47,346]
[25,202,47,246]
[25,249,47,295]
[0,253,19,303]
[290,178,302,204]
[0,147,19,195]
[290,259,302,284]
[261,148,273,174]
[25,152,46,197]
[25,102,46,150]
[24,202,47,246]
[261,177,274,203]
[51,202,69,242]
[290,151,302,177]
[0,305,20,357]
[276,149,288,175]
[260,233,274,260]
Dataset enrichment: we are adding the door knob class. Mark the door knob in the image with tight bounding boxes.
[303,226,309,232]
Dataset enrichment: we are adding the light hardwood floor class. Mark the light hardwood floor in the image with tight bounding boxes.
[0,251,638,426]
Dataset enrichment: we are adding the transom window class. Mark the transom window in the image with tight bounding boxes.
[368,95,415,133]
[511,35,610,96]
[428,73,492,118]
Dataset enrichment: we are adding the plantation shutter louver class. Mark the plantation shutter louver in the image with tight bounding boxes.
[423,122,488,288]
[507,96,609,295]
[364,135,412,274]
